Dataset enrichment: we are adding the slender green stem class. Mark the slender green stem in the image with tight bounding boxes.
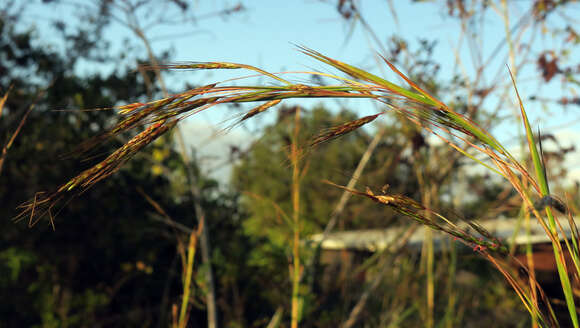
[291,107,302,328]
[445,242,457,328]
[425,186,435,328]
[426,228,434,328]
[178,230,198,328]
[510,70,579,328]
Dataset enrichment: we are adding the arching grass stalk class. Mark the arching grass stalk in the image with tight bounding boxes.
[18,46,577,326]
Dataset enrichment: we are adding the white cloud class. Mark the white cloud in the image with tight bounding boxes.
[178,119,255,185]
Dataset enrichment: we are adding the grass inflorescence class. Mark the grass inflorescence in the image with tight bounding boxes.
[18,46,580,327]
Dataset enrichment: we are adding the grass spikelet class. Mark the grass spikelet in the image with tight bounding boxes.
[222,99,283,134]
[69,90,219,158]
[140,62,243,70]
[234,99,282,125]
[69,104,163,157]
[241,99,282,122]
[118,102,147,115]
[322,180,508,253]
[140,62,291,85]
[310,113,382,148]
[67,120,177,192]
[15,120,178,227]
[179,83,218,97]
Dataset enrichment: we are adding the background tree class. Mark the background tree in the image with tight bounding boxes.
[0,2,246,327]
[231,105,419,323]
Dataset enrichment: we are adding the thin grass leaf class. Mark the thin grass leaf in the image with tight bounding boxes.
[509,69,546,196]
[486,254,557,328]
[378,54,444,108]
[376,53,511,155]
[405,113,507,177]
[297,45,434,106]
[565,193,580,257]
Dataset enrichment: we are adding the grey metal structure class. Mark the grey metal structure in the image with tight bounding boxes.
[309,216,580,253]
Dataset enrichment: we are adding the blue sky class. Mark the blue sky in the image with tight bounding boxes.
[22,0,580,183]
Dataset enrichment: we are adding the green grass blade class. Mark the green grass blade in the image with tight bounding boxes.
[509,68,579,328]
[297,46,437,106]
